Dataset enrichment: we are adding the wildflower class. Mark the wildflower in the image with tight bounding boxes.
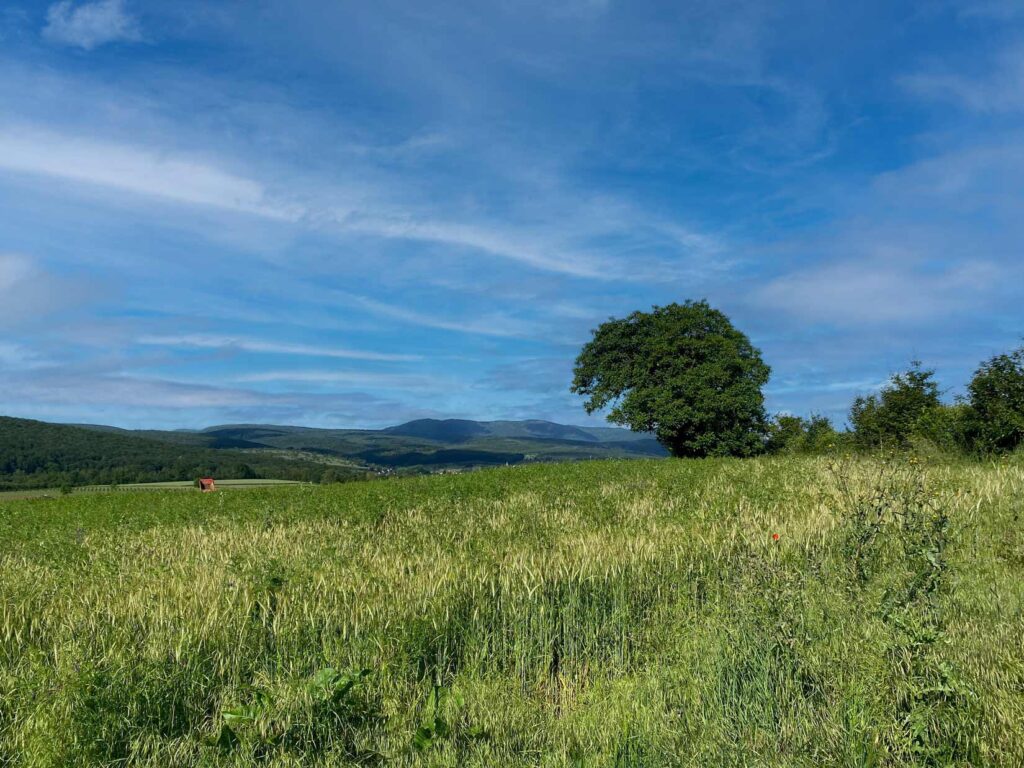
[772,533,780,541]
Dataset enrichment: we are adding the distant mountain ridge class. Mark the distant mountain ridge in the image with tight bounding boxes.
[383,418,488,442]
[1,416,666,490]
[379,418,650,444]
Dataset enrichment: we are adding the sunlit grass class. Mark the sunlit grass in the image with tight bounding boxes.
[1,456,1022,765]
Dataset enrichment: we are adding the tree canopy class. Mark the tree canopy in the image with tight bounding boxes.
[765,414,838,455]
[849,362,942,450]
[571,301,770,458]
[966,346,1024,454]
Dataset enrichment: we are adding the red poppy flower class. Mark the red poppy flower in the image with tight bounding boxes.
[772,533,780,541]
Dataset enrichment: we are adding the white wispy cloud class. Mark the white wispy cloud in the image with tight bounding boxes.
[900,44,1024,113]
[339,214,608,279]
[872,142,1024,207]
[0,367,443,427]
[0,253,93,328]
[753,257,999,325]
[43,0,141,50]
[747,129,1024,333]
[0,127,300,220]
[0,366,432,421]
[0,252,33,292]
[765,378,888,396]
[0,370,295,409]
[331,291,552,338]
[479,357,573,394]
[0,128,589,277]
[955,0,1024,20]
[0,342,44,370]
[137,333,421,362]
[236,370,443,390]
[0,115,723,282]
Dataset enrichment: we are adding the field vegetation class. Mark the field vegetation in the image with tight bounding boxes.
[2,455,1023,766]
[0,479,306,501]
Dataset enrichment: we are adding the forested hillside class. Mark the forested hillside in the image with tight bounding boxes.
[0,417,350,489]
[0,416,666,490]
[75,419,667,466]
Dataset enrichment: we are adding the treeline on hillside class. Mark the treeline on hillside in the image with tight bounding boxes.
[0,417,361,490]
[765,347,1024,457]
[573,301,1024,460]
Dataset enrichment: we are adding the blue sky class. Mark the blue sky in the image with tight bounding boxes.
[0,0,1021,429]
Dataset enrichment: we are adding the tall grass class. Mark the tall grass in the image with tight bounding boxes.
[1,456,1022,766]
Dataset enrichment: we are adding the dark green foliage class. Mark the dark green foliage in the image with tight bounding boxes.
[965,346,1024,454]
[0,416,341,489]
[412,685,452,752]
[356,449,525,467]
[384,419,489,442]
[571,301,771,457]
[319,467,348,484]
[849,362,942,450]
[765,413,838,454]
[764,415,806,455]
[914,403,973,455]
[217,667,383,759]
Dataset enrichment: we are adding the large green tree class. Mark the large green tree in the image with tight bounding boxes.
[966,346,1024,454]
[571,301,771,457]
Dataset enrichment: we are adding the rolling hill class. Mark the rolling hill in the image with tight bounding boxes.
[187,418,667,466]
[0,416,666,489]
[68,418,667,466]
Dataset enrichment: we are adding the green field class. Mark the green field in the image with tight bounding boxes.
[1,456,1022,766]
[0,479,306,501]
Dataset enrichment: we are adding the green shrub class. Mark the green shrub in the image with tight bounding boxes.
[850,362,942,450]
[766,413,838,454]
[965,346,1024,454]
[912,403,973,456]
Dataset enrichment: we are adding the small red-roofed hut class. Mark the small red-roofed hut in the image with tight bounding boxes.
[198,477,216,492]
